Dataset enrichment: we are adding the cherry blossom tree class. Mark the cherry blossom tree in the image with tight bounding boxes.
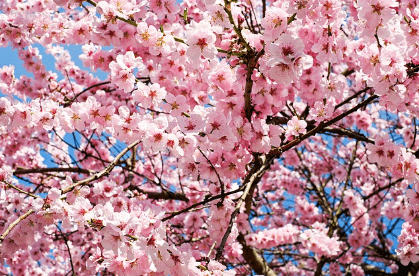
[2,0,419,275]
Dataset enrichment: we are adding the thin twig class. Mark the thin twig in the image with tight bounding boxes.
[63,80,111,107]
[65,70,76,98]
[207,241,217,258]
[268,94,379,158]
[363,178,403,201]
[61,139,141,194]
[162,188,243,222]
[197,146,225,201]
[56,225,76,276]
[2,181,40,199]
[335,87,372,110]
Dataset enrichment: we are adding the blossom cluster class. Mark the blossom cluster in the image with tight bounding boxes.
[2,0,419,274]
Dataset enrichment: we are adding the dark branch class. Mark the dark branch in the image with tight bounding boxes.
[127,185,189,202]
[14,167,93,175]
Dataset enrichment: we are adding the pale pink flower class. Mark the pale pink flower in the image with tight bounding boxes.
[286,116,307,140]
[136,23,161,48]
[186,21,217,63]
[232,116,252,141]
[261,7,288,41]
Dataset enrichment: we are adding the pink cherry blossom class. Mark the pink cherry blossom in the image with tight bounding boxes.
[261,7,288,41]
[2,0,419,275]
[185,21,217,63]
[286,116,307,140]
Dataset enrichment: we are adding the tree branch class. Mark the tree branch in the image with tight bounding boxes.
[127,185,189,202]
[363,178,403,201]
[56,225,76,276]
[2,181,40,199]
[162,188,243,222]
[237,233,277,276]
[61,139,141,194]
[360,264,394,276]
[14,167,93,175]
[268,94,379,158]
[322,127,374,144]
[64,81,111,107]
[0,209,35,248]
[215,155,274,260]
[197,146,225,201]
[335,87,372,110]
[244,55,257,122]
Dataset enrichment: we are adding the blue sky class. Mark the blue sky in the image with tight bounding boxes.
[0,44,108,79]
[0,46,27,78]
